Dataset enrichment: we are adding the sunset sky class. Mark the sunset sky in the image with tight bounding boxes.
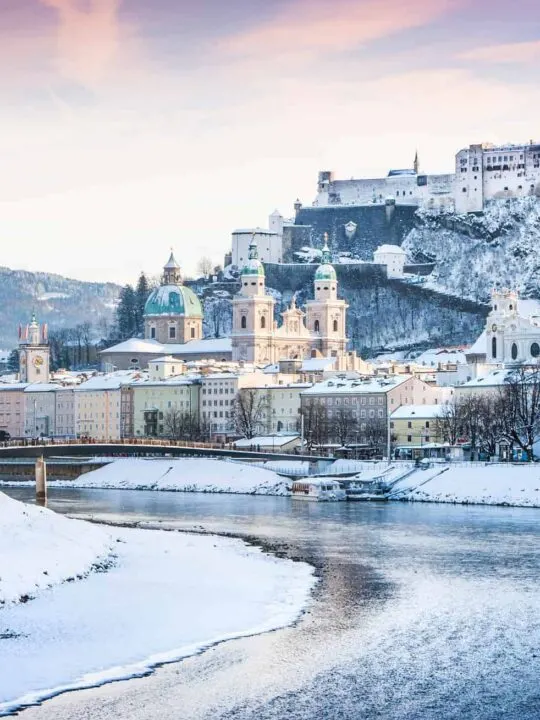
[1,0,538,283]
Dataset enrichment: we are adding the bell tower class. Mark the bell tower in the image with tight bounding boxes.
[232,238,275,363]
[19,313,50,383]
[306,234,348,357]
[163,251,182,286]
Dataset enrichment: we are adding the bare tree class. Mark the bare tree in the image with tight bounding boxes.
[233,389,268,439]
[436,399,464,446]
[498,365,540,461]
[330,407,355,447]
[477,394,505,458]
[197,256,213,278]
[364,418,387,454]
[300,400,330,451]
[164,409,184,439]
[164,410,209,441]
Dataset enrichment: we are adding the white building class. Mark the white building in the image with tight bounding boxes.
[75,371,141,440]
[232,227,282,267]
[373,245,407,278]
[455,142,540,214]
[469,290,540,366]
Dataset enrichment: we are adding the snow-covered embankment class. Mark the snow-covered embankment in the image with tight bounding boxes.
[391,464,540,507]
[0,493,315,714]
[60,457,290,495]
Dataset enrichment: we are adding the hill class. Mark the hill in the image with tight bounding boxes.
[0,267,120,348]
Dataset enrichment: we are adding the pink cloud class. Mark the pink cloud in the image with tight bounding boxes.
[39,0,125,87]
[222,0,463,57]
[460,40,540,64]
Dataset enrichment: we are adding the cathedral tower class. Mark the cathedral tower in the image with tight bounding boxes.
[305,235,348,357]
[232,238,275,363]
[19,313,50,383]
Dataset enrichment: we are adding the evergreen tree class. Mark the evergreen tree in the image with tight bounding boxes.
[135,272,150,335]
[116,285,137,339]
[7,349,19,373]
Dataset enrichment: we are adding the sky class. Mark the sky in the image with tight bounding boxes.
[0,0,538,284]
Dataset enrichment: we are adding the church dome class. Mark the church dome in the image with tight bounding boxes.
[241,259,265,277]
[315,264,337,281]
[144,285,202,317]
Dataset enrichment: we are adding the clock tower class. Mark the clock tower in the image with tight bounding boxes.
[19,313,50,383]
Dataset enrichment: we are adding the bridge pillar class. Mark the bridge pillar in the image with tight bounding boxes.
[35,456,47,507]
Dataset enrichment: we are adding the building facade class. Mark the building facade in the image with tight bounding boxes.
[19,314,50,384]
[232,227,282,267]
[390,405,444,447]
[232,237,349,364]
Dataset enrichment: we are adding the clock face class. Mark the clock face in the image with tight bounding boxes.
[33,355,44,367]
[491,324,497,332]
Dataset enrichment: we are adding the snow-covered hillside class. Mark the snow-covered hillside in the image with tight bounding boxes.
[403,198,540,303]
[0,492,113,604]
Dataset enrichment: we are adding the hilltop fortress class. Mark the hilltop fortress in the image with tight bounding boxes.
[312,142,540,214]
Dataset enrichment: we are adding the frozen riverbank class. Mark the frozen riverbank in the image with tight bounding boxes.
[0,495,316,716]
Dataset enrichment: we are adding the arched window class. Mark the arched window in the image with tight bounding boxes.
[260,316,266,329]
[509,304,513,311]
[511,343,518,360]
[333,319,338,332]
[190,327,195,338]
[531,342,540,358]
[241,316,247,329]
[314,320,320,333]
[492,336,497,359]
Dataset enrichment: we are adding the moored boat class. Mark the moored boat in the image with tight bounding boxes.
[291,479,346,502]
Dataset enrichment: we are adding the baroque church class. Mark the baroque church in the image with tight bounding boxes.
[232,235,359,367]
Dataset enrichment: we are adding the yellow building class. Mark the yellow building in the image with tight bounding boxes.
[390,405,444,447]
[75,372,142,440]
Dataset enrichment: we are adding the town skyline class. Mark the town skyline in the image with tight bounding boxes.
[1,0,538,283]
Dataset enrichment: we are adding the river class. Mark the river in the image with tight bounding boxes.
[4,487,540,720]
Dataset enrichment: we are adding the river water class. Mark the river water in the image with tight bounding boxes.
[5,487,540,720]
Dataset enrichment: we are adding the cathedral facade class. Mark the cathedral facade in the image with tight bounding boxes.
[231,236,350,364]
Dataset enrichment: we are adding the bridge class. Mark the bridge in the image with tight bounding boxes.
[0,439,329,464]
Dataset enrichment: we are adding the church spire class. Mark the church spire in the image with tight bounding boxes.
[414,149,420,174]
[163,249,182,285]
[321,233,332,264]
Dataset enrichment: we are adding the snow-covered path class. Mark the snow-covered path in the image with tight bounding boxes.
[0,517,315,715]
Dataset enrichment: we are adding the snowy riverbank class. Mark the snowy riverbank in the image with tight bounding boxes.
[0,493,316,715]
[59,457,290,495]
[391,464,540,507]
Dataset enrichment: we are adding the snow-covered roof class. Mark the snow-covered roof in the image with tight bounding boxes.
[302,375,411,396]
[391,404,443,420]
[234,434,299,448]
[415,347,467,366]
[519,299,540,318]
[0,382,29,390]
[301,357,337,371]
[460,369,511,388]
[75,371,142,392]
[100,338,163,355]
[152,355,180,363]
[24,383,65,393]
[232,227,278,236]
[101,337,232,357]
[466,331,487,356]
[374,244,407,255]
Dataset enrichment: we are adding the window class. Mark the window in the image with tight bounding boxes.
[407,421,412,428]
[426,421,430,429]
[314,320,320,333]
[191,327,195,338]
[169,326,176,339]
[531,342,540,358]
[333,320,338,332]
[492,336,497,359]
[150,327,156,339]
[511,343,518,360]
[407,435,412,442]
[261,316,266,329]
[241,316,247,329]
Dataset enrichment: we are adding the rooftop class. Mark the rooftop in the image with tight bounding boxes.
[302,375,411,396]
[391,404,443,420]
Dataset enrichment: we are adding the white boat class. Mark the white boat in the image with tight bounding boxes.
[291,479,346,502]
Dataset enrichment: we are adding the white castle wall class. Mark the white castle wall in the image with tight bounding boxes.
[232,228,282,267]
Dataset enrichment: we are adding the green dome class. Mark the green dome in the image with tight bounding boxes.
[241,259,265,277]
[315,263,337,281]
[144,284,202,317]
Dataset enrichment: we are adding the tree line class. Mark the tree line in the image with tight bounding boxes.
[436,365,540,461]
